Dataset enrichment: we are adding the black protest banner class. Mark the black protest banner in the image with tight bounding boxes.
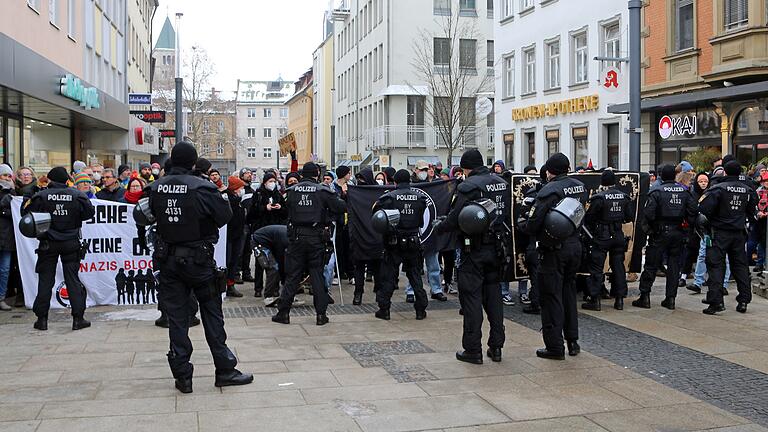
[347,180,457,260]
[510,172,649,280]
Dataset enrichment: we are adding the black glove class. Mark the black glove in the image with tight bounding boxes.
[432,215,447,232]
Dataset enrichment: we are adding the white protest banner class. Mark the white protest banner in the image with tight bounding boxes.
[10,197,227,309]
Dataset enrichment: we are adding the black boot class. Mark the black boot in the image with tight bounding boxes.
[226,285,243,298]
[271,310,290,324]
[415,310,427,320]
[189,315,201,327]
[374,308,390,321]
[522,304,541,315]
[632,293,651,309]
[567,341,580,356]
[353,292,363,306]
[33,316,48,331]
[316,313,329,326]
[536,348,565,360]
[72,316,91,331]
[486,347,502,362]
[660,297,675,310]
[736,302,748,313]
[455,351,483,365]
[215,369,254,387]
[581,298,601,311]
[614,297,624,310]
[175,377,193,394]
[155,312,169,328]
[703,304,725,315]
[686,284,702,294]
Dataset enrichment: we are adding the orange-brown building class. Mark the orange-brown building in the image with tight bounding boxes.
[610,0,768,169]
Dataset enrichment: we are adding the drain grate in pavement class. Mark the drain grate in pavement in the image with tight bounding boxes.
[222,300,460,319]
[342,340,438,383]
[503,305,768,427]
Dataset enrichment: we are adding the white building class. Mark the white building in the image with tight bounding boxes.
[332,0,496,170]
[492,0,630,171]
[235,80,293,171]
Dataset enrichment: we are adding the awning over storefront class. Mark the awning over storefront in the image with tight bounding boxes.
[337,160,352,166]
[608,81,768,114]
[406,156,440,166]
[377,85,430,97]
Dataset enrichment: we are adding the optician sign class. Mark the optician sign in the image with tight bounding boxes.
[130,110,166,123]
[658,114,697,140]
[59,74,101,110]
[512,95,600,121]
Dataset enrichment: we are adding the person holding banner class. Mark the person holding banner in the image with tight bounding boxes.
[25,166,95,331]
[143,141,252,393]
[434,149,509,365]
[0,164,16,311]
[373,169,429,321]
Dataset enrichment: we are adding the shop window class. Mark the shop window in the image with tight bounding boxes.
[525,131,535,166]
[733,105,768,166]
[503,131,515,169]
[676,0,694,51]
[572,127,589,169]
[24,121,71,174]
[606,123,620,169]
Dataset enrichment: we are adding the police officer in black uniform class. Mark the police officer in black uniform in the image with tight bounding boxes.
[272,162,346,326]
[583,170,634,311]
[519,166,547,315]
[373,169,429,321]
[25,166,95,331]
[524,153,586,360]
[632,165,696,310]
[144,141,252,394]
[699,160,757,315]
[435,149,509,365]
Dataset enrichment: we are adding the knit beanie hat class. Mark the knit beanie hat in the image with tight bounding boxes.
[0,164,12,176]
[394,169,411,184]
[545,153,570,176]
[227,176,245,192]
[601,170,616,186]
[459,149,484,170]
[724,160,741,176]
[302,162,320,178]
[47,167,70,184]
[171,141,198,170]
[336,165,351,178]
[74,172,92,185]
[661,165,676,181]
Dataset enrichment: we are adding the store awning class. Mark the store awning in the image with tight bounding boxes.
[371,157,380,166]
[607,81,768,114]
[406,156,440,166]
[378,85,430,97]
[337,160,352,166]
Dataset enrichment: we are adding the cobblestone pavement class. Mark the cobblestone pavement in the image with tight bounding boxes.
[0,278,766,431]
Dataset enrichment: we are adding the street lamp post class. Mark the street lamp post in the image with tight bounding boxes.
[174,13,184,144]
[628,1,642,171]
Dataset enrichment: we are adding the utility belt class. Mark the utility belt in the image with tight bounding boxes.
[653,221,684,234]
[154,239,213,265]
[287,222,330,241]
[462,227,511,256]
[385,232,422,250]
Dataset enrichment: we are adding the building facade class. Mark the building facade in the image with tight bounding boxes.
[193,104,238,176]
[0,0,132,174]
[235,80,293,171]
[332,0,496,171]
[287,70,314,165]
[609,0,768,170]
[313,35,335,166]
[493,0,630,172]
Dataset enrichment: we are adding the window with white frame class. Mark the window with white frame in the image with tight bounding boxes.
[434,38,451,70]
[725,0,748,30]
[202,143,210,155]
[459,0,476,15]
[263,147,273,159]
[67,0,75,38]
[247,147,257,158]
[676,0,694,51]
[217,143,224,156]
[460,39,477,71]
[247,127,256,138]
[503,53,515,98]
[602,22,621,70]
[218,121,225,133]
[522,46,536,94]
[521,0,534,11]
[263,108,272,118]
[27,0,40,12]
[277,127,288,137]
[572,31,588,84]
[280,108,288,118]
[502,0,513,18]
[203,121,209,134]
[487,40,495,68]
[545,40,560,89]
[264,128,272,138]
[487,0,494,18]
[247,108,256,118]
[49,0,58,25]
[434,0,450,15]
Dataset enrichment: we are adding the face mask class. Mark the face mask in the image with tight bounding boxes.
[152,169,160,176]
[417,172,428,181]
[376,179,384,185]
[266,182,277,191]
[92,173,102,182]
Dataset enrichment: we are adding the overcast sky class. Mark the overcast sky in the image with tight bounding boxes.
[152,0,333,94]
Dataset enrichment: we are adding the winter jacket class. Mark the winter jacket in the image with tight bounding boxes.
[0,186,17,251]
[96,185,126,202]
[227,193,245,237]
[247,186,287,229]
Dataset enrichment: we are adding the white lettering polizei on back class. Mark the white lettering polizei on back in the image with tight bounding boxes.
[157,184,188,194]
[47,194,73,201]
[563,185,585,196]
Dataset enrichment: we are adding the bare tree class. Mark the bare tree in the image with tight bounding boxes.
[409,8,493,166]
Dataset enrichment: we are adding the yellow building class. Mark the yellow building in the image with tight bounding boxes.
[286,69,314,165]
[313,35,334,166]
